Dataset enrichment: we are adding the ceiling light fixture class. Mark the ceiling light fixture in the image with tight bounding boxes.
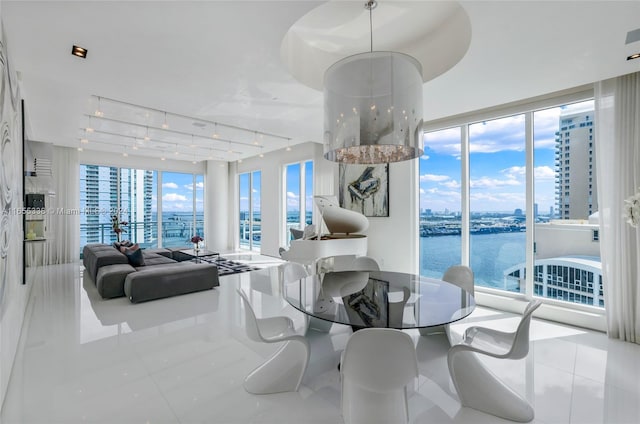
[144,126,150,142]
[91,95,289,143]
[71,45,88,59]
[627,53,640,61]
[94,96,104,117]
[323,0,423,164]
[85,116,94,133]
[80,138,89,144]
[162,112,169,129]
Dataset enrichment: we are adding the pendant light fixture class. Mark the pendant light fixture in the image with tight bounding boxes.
[323,0,423,164]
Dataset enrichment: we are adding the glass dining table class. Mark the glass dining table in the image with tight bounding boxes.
[284,270,475,330]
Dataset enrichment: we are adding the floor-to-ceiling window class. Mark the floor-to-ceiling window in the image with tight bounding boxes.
[420,91,602,314]
[119,168,157,248]
[469,114,527,293]
[239,170,261,251]
[79,165,203,254]
[305,161,314,226]
[161,172,203,248]
[532,100,602,307]
[284,160,313,246]
[419,128,462,278]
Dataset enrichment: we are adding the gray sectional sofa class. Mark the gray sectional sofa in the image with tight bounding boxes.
[82,244,219,303]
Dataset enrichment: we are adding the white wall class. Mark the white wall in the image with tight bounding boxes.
[329,160,419,273]
[0,10,31,407]
[235,141,418,272]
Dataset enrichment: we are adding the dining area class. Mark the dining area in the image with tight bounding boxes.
[235,256,539,423]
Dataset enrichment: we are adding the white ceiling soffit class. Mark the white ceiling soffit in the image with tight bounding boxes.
[281,0,472,90]
[3,1,640,163]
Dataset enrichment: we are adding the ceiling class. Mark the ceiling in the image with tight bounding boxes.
[3,1,640,163]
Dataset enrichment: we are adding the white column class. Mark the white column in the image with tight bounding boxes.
[205,160,229,252]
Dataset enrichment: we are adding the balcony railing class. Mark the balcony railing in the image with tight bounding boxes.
[80,219,204,256]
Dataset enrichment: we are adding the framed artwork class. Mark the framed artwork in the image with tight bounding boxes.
[344,277,389,328]
[339,163,389,217]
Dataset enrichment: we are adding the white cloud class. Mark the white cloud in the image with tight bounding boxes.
[441,179,461,189]
[420,174,450,182]
[287,191,299,200]
[501,166,526,179]
[470,176,521,189]
[534,165,555,180]
[419,188,425,194]
[163,193,188,202]
[162,182,178,189]
[184,181,205,191]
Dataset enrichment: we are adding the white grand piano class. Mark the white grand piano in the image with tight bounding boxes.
[281,195,368,265]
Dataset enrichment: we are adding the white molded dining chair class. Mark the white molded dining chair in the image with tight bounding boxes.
[236,288,310,394]
[340,328,419,424]
[442,265,474,296]
[447,299,542,422]
[420,264,474,336]
[316,255,380,274]
[281,261,309,286]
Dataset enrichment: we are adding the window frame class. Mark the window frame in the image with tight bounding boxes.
[421,85,606,330]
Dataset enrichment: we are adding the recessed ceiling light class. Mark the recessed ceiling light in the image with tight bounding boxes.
[627,53,640,61]
[123,152,128,157]
[259,153,264,158]
[80,138,89,144]
[160,157,166,161]
[71,45,88,59]
[77,147,83,151]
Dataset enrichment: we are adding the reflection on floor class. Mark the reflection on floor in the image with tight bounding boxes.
[2,255,640,423]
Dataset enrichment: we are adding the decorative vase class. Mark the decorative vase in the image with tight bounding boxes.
[194,243,200,256]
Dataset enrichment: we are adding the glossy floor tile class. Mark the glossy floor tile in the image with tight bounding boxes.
[2,257,640,423]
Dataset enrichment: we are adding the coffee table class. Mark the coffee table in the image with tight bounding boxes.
[178,248,219,263]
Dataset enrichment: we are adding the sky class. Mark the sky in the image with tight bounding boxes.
[157,172,204,213]
[419,100,594,214]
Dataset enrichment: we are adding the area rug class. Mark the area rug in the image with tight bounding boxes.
[201,256,260,276]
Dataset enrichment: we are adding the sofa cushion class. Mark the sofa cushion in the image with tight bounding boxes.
[83,244,128,283]
[124,248,145,267]
[144,248,173,259]
[141,252,176,267]
[96,263,136,298]
[124,262,219,303]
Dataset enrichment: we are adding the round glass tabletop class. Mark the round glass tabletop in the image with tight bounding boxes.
[284,270,475,329]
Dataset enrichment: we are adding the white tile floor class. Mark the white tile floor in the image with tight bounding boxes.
[2,256,640,423]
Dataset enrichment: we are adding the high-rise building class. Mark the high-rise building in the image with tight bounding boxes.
[79,165,118,245]
[555,110,597,219]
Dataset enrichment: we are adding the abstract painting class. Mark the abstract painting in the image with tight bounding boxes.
[0,26,23,312]
[339,163,389,217]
